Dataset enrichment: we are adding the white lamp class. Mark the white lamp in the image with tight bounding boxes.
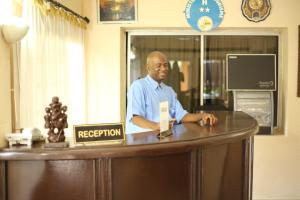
[2,23,29,43]
[1,22,29,132]
[0,0,29,132]
[0,0,29,43]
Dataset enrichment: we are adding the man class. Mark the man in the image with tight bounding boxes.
[126,51,217,134]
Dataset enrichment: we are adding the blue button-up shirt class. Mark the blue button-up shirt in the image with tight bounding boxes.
[126,75,188,134]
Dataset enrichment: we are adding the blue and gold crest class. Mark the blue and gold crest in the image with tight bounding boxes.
[185,0,224,32]
[241,0,271,22]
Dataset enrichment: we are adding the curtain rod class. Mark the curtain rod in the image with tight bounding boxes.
[45,0,90,24]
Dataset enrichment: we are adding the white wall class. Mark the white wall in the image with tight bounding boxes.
[83,0,300,199]
[57,0,82,15]
[0,30,11,148]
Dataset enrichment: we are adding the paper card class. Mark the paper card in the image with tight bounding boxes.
[159,101,169,133]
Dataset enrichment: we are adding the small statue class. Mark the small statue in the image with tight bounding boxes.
[44,96,68,143]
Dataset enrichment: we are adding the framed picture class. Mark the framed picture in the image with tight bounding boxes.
[97,0,137,23]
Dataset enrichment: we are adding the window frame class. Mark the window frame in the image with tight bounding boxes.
[126,28,284,135]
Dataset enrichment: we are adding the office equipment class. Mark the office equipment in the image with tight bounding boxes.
[234,91,273,134]
[226,54,276,91]
[5,128,44,147]
[227,54,277,134]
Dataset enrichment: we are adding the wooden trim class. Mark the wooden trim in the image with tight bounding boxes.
[0,112,258,161]
[196,149,202,200]
[0,161,6,200]
[98,158,112,200]
[249,137,254,200]
[243,136,254,200]
[189,150,197,200]
[243,139,250,200]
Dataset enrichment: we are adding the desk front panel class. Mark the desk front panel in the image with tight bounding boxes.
[6,160,96,200]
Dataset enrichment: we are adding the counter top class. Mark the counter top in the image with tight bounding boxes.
[0,111,258,160]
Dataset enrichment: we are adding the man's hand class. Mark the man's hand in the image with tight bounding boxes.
[169,118,176,129]
[153,118,176,131]
[200,113,218,126]
[181,112,218,126]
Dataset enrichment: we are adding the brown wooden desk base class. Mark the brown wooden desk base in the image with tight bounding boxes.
[0,111,258,200]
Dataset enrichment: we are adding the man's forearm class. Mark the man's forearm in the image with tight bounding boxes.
[181,113,203,122]
[132,115,159,130]
[181,112,217,125]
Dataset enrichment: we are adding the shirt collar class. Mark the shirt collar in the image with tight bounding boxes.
[146,75,165,90]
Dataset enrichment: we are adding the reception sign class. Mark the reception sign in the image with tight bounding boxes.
[73,123,125,145]
[185,0,224,32]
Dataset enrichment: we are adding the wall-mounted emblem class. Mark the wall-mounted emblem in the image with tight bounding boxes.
[241,0,271,22]
[185,0,224,32]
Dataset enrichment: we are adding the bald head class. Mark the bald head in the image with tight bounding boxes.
[146,51,169,83]
[146,51,167,65]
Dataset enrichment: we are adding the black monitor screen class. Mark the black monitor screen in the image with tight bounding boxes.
[226,54,276,91]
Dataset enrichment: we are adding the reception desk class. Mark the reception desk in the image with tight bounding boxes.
[0,111,258,200]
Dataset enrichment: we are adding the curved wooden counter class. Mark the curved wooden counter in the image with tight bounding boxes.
[0,111,258,200]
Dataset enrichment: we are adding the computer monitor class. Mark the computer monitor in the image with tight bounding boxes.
[226,54,276,91]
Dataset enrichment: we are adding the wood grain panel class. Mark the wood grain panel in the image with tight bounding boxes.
[0,161,6,200]
[111,153,190,200]
[97,158,112,200]
[201,140,244,200]
[7,160,96,200]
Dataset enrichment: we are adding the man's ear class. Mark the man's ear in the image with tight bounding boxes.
[146,63,150,71]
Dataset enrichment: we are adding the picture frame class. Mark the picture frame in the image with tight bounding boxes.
[97,0,137,23]
[298,25,300,97]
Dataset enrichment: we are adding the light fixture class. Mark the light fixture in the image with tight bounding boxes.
[0,0,28,43]
[2,23,29,43]
[0,0,29,132]
[1,21,28,132]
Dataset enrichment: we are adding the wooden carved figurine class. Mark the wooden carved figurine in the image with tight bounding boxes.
[44,96,68,143]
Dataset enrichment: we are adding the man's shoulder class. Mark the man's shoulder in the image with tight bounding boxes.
[129,77,148,91]
[131,77,146,86]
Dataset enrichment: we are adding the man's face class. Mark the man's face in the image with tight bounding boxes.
[147,55,169,82]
